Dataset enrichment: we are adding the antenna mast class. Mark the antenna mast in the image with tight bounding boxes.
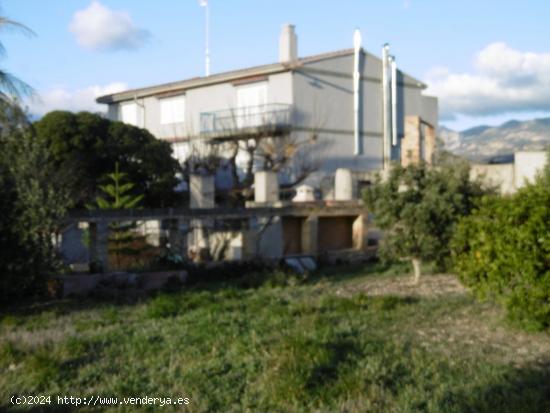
[199,0,210,76]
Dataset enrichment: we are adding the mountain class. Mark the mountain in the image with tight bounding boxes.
[439,118,550,162]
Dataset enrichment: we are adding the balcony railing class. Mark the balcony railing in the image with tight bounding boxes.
[200,103,293,141]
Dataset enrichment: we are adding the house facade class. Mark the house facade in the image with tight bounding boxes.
[97,25,438,184]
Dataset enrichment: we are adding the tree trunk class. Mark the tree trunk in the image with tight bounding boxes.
[411,258,422,284]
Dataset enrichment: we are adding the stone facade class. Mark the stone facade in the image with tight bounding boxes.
[401,116,436,167]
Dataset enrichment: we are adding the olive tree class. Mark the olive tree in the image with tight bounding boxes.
[364,160,487,283]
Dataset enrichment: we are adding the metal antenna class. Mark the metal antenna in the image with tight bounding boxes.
[199,0,210,76]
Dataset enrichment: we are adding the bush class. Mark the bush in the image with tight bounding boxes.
[452,160,550,330]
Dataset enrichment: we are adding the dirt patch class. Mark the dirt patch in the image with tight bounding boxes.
[416,305,550,369]
[335,274,550,368]
[336,274,467,298]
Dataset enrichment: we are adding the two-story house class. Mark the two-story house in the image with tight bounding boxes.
[97,24,437,186]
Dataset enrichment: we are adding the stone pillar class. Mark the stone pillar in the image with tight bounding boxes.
[165,218,187,257]
[301,215,319,255]
[189,174,214,261]
[424,123,436,166]
[401,116,435,167]
[242,218,259,260]
[89,221,109,272]
[254,171,279,203]
[401,116,421,167]
[256,216,283,259]
[190,174,215,209]
[335,168,356,200]
[352,214,369,251]
[188,218,213,262]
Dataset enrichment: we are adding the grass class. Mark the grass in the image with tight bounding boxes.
[1,264,550,412]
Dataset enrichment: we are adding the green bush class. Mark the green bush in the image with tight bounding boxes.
[452,159,550,330]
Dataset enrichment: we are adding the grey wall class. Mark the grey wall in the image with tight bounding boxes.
[291,51,436,174]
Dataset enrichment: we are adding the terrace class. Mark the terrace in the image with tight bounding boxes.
[200,103,293,142]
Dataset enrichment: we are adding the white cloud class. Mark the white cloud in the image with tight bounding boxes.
[27,82,128,116]
[69,1,150,51]
[425,42,550,119]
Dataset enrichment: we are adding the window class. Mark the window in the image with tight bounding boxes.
[160,95,186,125]
[120,102,139,126]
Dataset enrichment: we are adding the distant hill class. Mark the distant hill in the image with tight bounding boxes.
[439,118,550,162]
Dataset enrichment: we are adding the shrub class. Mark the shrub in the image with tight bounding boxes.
[452,157,550,330]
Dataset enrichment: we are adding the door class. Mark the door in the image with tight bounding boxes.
[236,82,268,128]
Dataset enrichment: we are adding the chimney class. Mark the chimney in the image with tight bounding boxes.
[279,24,298,63]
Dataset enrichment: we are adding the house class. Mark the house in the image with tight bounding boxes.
[96,24,438,189]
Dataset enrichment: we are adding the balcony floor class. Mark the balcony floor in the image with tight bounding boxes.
[200,124,292,143]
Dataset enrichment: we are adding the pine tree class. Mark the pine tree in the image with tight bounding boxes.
[92,163,147,270]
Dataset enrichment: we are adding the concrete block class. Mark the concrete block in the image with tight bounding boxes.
[255,171,279,203]
[190,174,215,209]
[335,168,356,200]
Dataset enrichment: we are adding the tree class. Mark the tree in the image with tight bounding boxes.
[33,111,181,208]
[0,16,34,101]
[364,160,487,283]
[0,101,71,299]
[91,162,149,270]
[452,148,550,329]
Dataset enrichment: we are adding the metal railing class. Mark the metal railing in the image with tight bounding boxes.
[200,103,293,138]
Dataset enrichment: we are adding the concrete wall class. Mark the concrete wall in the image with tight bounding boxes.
[470,150,547,194]
[291,51,437,174]
[470,163,515,194]
[515,151,548,188]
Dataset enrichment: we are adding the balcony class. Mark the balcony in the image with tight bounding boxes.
[200,103,293,142]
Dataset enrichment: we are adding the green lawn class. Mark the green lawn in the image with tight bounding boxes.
[2,265,550,412]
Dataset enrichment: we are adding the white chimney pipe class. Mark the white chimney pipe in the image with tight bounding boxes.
[390,56,398,146]
[353,29,362,155]
[279,24,298,63]
[382,44,391,168]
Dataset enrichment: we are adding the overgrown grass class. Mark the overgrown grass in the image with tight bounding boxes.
[1,265,550,412]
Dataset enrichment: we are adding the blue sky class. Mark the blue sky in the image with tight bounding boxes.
[4,0,550,130]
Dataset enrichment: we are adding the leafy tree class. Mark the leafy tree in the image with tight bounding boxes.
[91,162,149,270]
[0,101,71,299]
[452,148,550,330]
[364,160,487,283]
[34,111,181,208]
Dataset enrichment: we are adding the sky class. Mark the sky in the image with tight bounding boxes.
[3,0,550,131]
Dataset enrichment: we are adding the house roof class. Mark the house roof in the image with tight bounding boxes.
[96,48,426,104]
